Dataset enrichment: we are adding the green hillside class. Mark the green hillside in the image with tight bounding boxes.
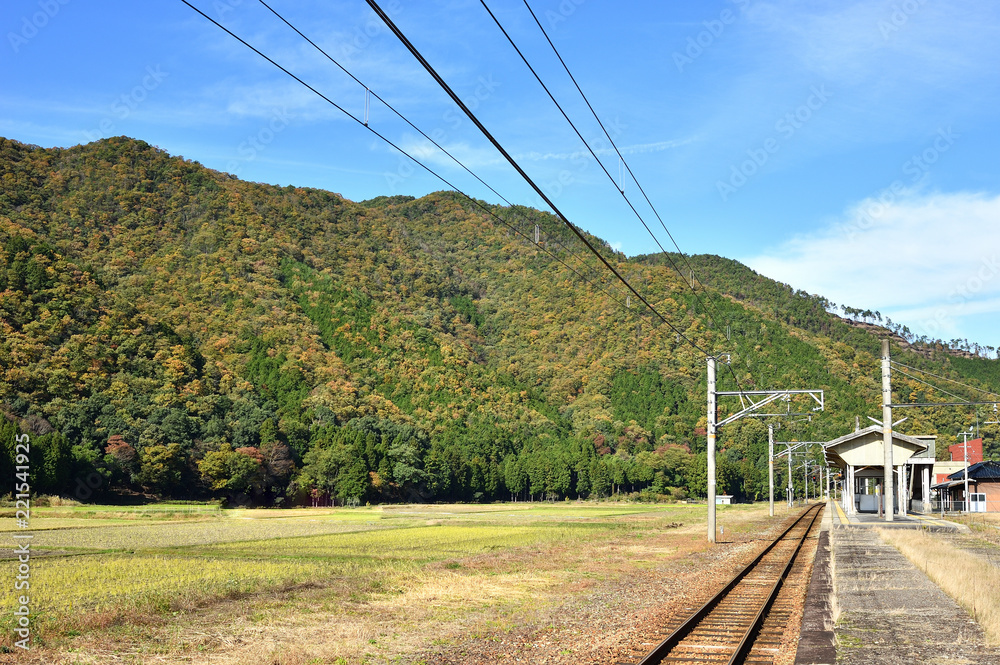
[1,136,997,505]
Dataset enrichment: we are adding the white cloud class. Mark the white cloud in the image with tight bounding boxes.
[397,137,503,171]
[741,191,1000,344]
[746,1,1000,90]
[515,137,693,163]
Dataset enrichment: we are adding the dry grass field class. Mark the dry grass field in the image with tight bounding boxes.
[0,500,796,664]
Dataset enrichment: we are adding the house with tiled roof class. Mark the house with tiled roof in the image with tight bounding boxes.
[934,460,1000,512]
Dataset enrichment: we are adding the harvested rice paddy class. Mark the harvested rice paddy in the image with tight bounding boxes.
[0,501,779,663]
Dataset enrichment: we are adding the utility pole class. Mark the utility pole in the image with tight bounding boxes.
[768,424,775,517]
[707,356,718,543]
[882,340,894,522]
[705,357,824,542]
[787,444,793,507]
[961,428,973,512]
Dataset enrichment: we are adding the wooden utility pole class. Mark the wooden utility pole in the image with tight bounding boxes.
[882,340,894,522]
[707,356,718,543]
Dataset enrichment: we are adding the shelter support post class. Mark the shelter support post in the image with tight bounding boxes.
[922,466,930,514]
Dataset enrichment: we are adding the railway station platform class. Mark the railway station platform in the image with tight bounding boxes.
[829,499,967,531]
[795,500,999,665]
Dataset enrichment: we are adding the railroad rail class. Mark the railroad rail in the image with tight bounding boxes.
[618,503,824,665]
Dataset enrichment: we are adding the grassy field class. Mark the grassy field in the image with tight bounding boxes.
[0,500,791,663]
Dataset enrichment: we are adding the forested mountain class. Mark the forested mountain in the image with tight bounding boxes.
[1,136,997,505]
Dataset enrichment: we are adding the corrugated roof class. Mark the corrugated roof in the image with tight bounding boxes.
[946,460,1000,481]
[932,479,966,490]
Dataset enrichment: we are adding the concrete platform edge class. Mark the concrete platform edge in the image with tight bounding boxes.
[794,501,836,665]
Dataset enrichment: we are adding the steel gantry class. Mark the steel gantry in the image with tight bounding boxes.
[771,439,826,510]
[706,355,824,542]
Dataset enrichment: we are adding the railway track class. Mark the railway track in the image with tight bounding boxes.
[617,503,824,665]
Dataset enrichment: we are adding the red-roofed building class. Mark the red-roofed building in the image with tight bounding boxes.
[933,438,984,484]
[949,438,983,464]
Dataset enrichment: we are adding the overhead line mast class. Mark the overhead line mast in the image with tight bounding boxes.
[707,357,824,542]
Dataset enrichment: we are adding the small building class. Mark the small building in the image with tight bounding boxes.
[716,495,733,505]
[823,425,936,516]
[934,460,1000,512]
[934,438,984,484]
[948,438,983,464]
[934,460,968,485]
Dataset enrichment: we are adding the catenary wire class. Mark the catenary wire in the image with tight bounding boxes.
[892,366,980,404]
[478,1,723,339]
[891,360,1000,399]
[364,0,715,358]
[518,0,755,381]
[179,0,686,355]
[478,0,753,393]
[256,0,621,297]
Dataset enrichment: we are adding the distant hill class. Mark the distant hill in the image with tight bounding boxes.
[1,136,997,505]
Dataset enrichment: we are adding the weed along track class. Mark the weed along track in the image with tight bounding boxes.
[618,504,823,665]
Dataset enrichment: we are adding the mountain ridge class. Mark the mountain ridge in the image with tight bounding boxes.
[1,136,997,505]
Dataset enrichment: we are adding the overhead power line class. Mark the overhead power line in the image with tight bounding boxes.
[892,366,981,404]
[478,2,692,297]
[256,0,621,297]
[518,0,755,380]
[891,360,1000,399]
[480,0,754,391]
[364,0,714,357]
[488,0,755,391]
[179,1,686,352]
[254,0,707,345]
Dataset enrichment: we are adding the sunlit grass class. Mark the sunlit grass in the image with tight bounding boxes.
[0,553,339,616]
[0,500,764,652]
[19,513,393,551]
[0,501,784,659]
[198,523,592,560]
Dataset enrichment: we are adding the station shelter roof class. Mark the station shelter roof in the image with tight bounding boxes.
[823,425,930,470]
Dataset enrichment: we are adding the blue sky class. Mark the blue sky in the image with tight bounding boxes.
[2,0,999,349]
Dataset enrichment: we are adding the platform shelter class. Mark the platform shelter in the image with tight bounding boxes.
[823,425,936,516]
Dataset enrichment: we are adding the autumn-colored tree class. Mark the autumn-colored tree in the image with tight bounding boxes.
[1,136,997,505]
[104,435,138,486]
